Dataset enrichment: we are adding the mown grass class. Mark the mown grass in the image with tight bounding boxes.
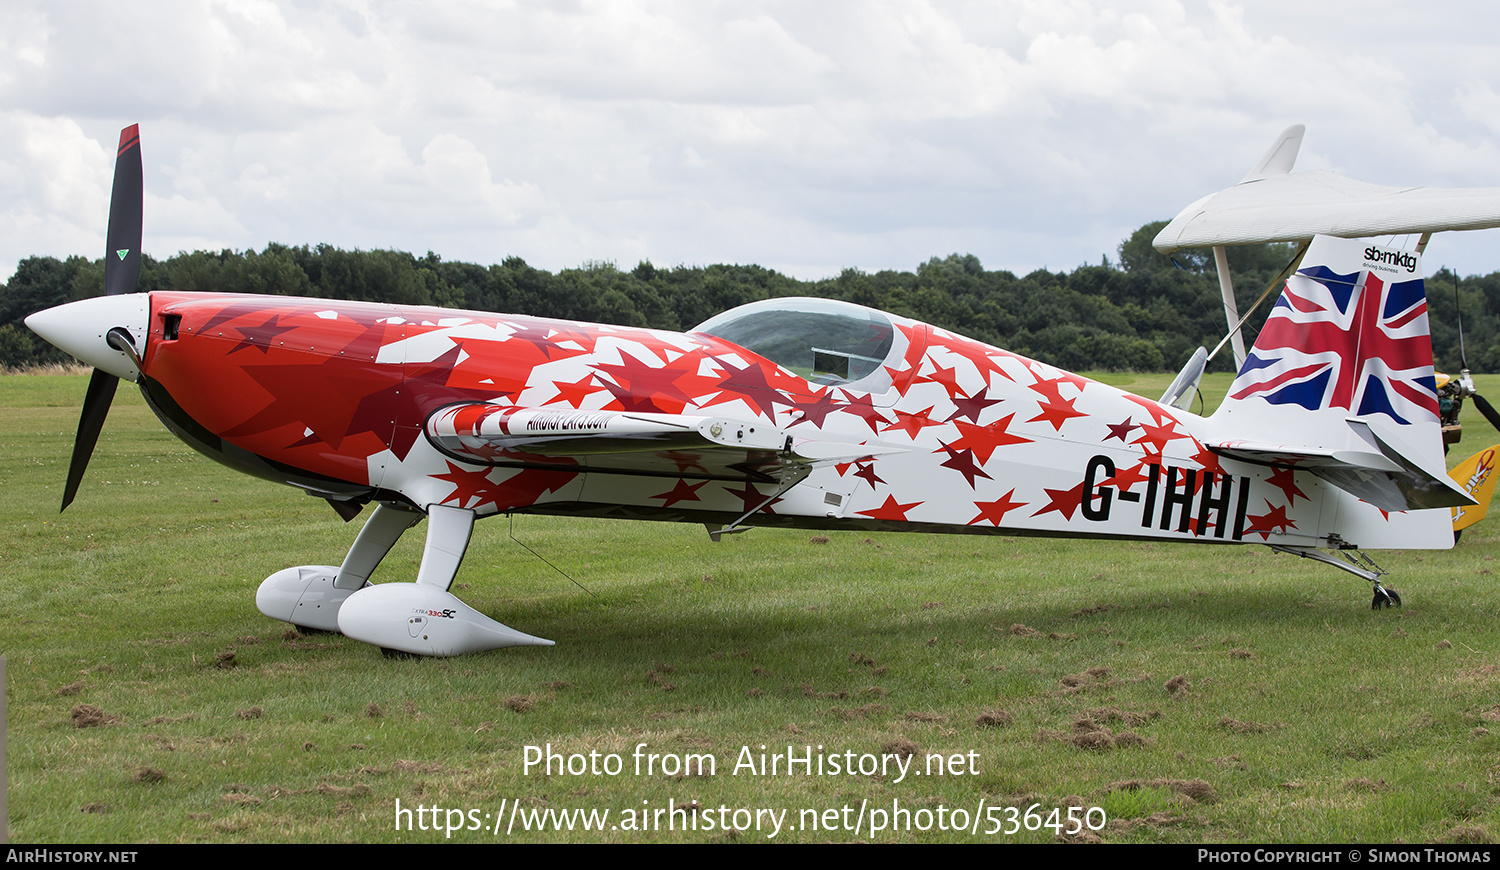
[4,372,1500,843]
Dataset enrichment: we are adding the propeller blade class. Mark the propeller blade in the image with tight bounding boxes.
[104,124,143,297]
[61,369,119,512]
[1464,393,1500,438]
[58,124,142,510]
[1470,392,1500,436]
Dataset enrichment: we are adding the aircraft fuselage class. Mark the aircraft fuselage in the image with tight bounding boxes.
[122,291,1365,549]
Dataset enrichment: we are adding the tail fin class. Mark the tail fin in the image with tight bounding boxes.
[1210,234,1471,513]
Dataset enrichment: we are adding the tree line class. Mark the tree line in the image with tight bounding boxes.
[3,221,1495,376]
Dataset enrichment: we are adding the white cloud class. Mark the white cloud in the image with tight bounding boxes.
[3,0,1500,285]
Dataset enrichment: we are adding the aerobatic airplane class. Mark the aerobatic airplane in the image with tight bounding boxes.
[25,125,1500,656]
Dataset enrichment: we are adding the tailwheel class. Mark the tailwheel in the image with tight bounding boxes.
[1371,584,1402,610]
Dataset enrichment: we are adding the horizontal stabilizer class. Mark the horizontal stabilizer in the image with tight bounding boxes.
[1212,417,1476,512]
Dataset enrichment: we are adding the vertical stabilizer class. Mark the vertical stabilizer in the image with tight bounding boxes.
[1215,235,1437,435]
[1210,235,1468,525]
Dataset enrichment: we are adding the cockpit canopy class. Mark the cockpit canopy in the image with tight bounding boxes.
[692,297,898,388]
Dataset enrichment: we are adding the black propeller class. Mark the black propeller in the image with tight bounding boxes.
[1470,391,1500,433]
[1442,269,1500,441]
[59,124,143,512]
[104,125,143,297]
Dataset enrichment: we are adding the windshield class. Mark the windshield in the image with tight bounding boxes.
[693,298,897,387]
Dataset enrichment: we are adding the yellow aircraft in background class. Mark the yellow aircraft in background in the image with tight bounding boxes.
[1438,370,1500,540]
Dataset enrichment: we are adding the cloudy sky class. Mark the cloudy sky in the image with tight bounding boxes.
[5,0,1500,288]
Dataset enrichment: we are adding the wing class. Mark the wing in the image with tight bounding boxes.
[424,404,902,482]
[1153,125,1500,253]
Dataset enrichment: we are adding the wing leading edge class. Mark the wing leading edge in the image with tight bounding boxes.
[1153,125,1500,253]
[424,404,903,482]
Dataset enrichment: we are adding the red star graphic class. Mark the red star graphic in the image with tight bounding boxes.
[1028,395,1088,432]
[1266,467,1308,505]
[929,332,1017,385]
[595,348,718,414]
[443,336,545,396]
[882,407,945,439]
[652,478,708,507]
[858,495,922,522]
[227,315,298,355]
[968,489,1028,526]
[1107,462,1150,494]
[1052,368,1090,392]
[433,462,576,511]
[1028,376,1069,406]
[1033,481,1087,521]
[700,358,794,419]
[548,373,604,408]
[833,391,889,434]
[722,481,781,515]
[1136,447,1166,471]
[896,322,927,374]
[1245,500,1297,540]
[1028,369,1090,402]
[501,318,597,360]
[946,414,1031,463]
[947,389,1001,424]
[940,446,992,488]
[882,363,910,393]
[1189,439,1223,477]
[434,462,505,509]
[1134,417,1191,454]
[787,391,841,428]
[916,362,964,397]
[1123,394,1180,429]
[853,461,885,489]
[1104,417,1136,441]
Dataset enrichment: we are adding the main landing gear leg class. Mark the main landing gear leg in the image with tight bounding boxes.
[255,502,423,633]
[334,502,424,590]
[336,504,555,656]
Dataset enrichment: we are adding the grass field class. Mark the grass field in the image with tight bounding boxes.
[4,371,1500,843]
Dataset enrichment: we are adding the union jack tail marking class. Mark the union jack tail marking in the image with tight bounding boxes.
[1227,242,1438,426]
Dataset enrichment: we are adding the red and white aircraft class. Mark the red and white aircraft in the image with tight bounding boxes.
[25,125,1500,656]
